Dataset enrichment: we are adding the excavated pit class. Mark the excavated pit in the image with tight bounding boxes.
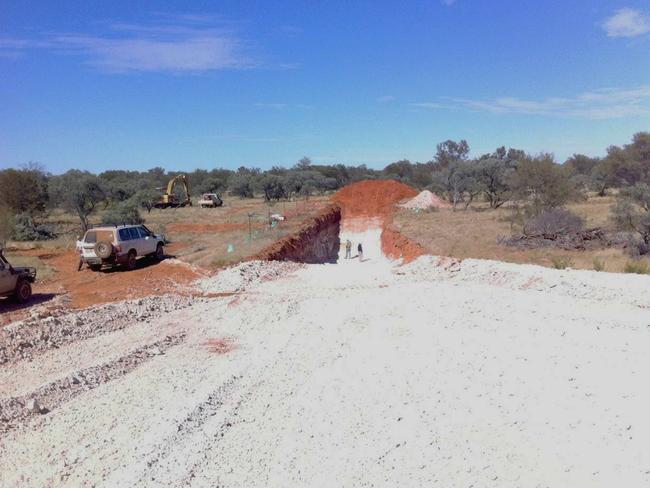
[256,204,342,264]
[256,180,425,265]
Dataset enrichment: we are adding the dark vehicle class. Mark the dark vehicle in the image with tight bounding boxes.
[0,248,37,303]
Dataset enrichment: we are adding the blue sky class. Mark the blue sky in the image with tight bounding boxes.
[1,0,649,173]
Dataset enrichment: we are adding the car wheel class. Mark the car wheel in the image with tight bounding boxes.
[126,251,137,271]
[14,280,32,304]
[95,241,114,259]
[155,243,165,261]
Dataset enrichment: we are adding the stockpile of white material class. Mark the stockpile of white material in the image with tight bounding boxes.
[401,254,650,308]
[400,190,450,210]
[197,260,302,293]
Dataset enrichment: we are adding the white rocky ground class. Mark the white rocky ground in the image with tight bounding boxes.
[2,222,650,487]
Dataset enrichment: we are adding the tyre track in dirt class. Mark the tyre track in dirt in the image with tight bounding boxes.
[0,332,186,433]
[1,294,195,365]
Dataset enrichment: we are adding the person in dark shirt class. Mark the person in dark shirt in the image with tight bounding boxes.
[357,242,363,261]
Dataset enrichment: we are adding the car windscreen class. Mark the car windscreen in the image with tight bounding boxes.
[137,227,150,238]
[85,230,114,243]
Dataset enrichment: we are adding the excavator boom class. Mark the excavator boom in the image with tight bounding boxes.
[154,174,192,208]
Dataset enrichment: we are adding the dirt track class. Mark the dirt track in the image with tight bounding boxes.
[2,220,650,487]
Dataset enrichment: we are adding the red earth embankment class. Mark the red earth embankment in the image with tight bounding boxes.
[332,180,417,219]
[256,204,342,264]
[332,180,424,262]
[380,219,425,263]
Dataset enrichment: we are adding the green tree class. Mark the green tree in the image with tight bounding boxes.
[564,154,600,177]
[611,183,650,250]
[101,201,144,226]
[383,160,414,182]
[256,174,286,201]
[294,156,312,170]
[475,158,515,208]
[0,165,49,214]
[49,170,107,231]
[0,206,14,248]
[229,173,255,198]
[430,160,481,210]
[131,189,160,213]
[601,132,650,188]
[433,139,470,168]
[509,154,576,215]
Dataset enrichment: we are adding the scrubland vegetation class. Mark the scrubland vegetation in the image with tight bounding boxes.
[1,132,649,273]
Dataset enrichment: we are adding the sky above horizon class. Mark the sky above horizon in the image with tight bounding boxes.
[1,0,649,174]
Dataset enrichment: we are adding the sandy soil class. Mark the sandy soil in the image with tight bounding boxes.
[2,219,650,487]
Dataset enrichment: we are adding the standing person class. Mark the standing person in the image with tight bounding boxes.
[76,236,84,271]
[357,242,363,261]
[345,239,352,259]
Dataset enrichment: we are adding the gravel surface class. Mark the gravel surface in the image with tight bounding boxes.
[2,225,650,487]
[197,260,303,293]
[0,294,195,365]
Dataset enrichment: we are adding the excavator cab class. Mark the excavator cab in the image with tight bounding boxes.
[155,174,192,208]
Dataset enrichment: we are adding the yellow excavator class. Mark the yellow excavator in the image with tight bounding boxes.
[155,174,192,208]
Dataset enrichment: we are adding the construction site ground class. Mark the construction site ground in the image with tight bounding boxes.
[2,182,650,487]
[0,196,329,324]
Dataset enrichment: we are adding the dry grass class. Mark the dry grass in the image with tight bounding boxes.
[144,196,330,268]
[393,195,646,273]
[5,196,331,273]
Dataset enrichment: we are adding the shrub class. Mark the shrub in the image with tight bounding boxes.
[101,202,144,226]
[551,256,573,269]
[509,154,577,214]
[12,212,55,241]
[523,208,584,236]
[0,206,14,247]
[611,184,650,251]
[592,258,606,272]
[131,189,160,213]
[624,260,649,274]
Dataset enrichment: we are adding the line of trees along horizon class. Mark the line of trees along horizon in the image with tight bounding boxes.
[1,132,649,255]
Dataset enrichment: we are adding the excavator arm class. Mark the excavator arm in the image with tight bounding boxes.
[156,174,192,208]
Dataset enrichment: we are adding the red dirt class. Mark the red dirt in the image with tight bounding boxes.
[203,337,236,354]
[9,242,205,311]
[332,180,418,219]
[381,219,426,263]
[255,204,341,264]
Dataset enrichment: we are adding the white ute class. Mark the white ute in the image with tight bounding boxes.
[79,225,165,271]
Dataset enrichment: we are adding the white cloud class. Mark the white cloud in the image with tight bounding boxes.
[602,8,650,38]
[0,15,256,73]
[376,95,395,103]
[435,85,650,120]
[409,102,443,109]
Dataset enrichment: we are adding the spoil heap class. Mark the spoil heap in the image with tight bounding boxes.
[400,190,450,210]
[332,180,418,218]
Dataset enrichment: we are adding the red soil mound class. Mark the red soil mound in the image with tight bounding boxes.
[381,223,425,263]
[332,180,418,218]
